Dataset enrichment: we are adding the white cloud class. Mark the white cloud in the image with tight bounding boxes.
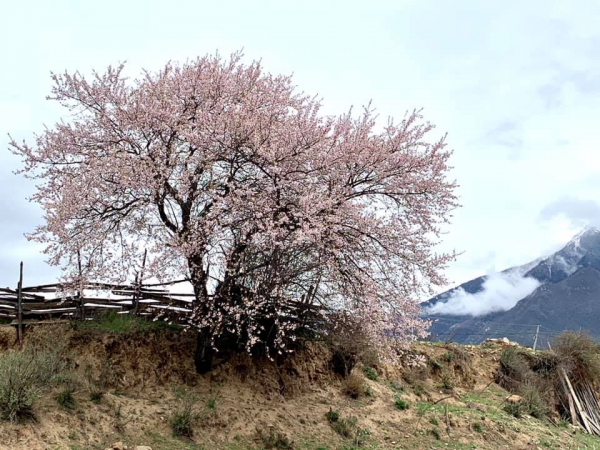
[424,271,540,317]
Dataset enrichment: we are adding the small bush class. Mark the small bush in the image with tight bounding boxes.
[56,387,76,410]
[431,427,441,440]
[553,331,600,384]
[428,358,443,372]
[258,428,294,449]
[441,373,454,392]
[326,409,339,423]
[0,349,68,422]
[329,415,369,446]
[394,397,410,410]
[441,352,454,363]
[342,372,366,399]
[362,365,378,381]
[429,417,439,426]
[326,312,379,377]
[519,381,549,419]
[473,422,484,433]
[413,383,425,397]
[503,401,523,418]
[170,397,199,438]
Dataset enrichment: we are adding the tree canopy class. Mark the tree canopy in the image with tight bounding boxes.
[11,51,458,363]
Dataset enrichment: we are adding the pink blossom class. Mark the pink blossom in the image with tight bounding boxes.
[10,51,458,360]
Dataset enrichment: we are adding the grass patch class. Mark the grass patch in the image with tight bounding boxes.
[113,403,133,433]
[73,310,181,335]
[171,393,200,438]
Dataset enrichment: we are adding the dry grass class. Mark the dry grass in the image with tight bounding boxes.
[553,331,600,384]
[341,371,367,399]
[325,311,379,377]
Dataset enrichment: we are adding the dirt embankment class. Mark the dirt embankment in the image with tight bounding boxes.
[0,324,598,450]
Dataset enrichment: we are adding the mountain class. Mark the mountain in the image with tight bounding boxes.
[422,227,600,347]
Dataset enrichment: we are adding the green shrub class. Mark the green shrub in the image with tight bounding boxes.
[503,401,523,418]
[441,352,454,363]
[429,417,439,426]
[428,358,443,371]
[473,422,484,433]
[413,383,425,397]
[441,373,454,391]
[431,427,441,440]
[330,415,369,446]
[362,365,378,381]
[394,397,410,410]
[326,409,339,423]
[56,387,76,410]
[0,349,68,422]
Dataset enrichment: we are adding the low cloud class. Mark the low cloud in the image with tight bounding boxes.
[424,271,540,317]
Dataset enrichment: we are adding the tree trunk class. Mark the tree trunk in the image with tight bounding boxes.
[194,326,213,374]
[187,253,214,374]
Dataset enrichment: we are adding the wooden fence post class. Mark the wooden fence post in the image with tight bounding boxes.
[17,261,23,346]
[77,250,85,320]
[133,249,147,316]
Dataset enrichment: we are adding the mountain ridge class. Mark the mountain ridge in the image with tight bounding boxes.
[423,227,600,346]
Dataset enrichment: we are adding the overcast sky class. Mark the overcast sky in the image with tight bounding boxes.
[1,0,599,291]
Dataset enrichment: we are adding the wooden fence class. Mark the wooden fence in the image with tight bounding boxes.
[1,261,325,344]
[0,261,198,343]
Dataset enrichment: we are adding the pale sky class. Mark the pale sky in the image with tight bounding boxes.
[1,0,599,291]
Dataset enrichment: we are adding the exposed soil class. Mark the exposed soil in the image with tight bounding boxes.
[0,325,598,450]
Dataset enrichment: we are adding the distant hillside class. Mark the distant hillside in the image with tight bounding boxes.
[422,228,600,346]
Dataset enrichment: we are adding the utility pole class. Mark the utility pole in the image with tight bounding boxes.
[533,325,540,351]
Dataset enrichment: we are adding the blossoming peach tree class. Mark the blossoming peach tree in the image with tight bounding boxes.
[11,52,458,372]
